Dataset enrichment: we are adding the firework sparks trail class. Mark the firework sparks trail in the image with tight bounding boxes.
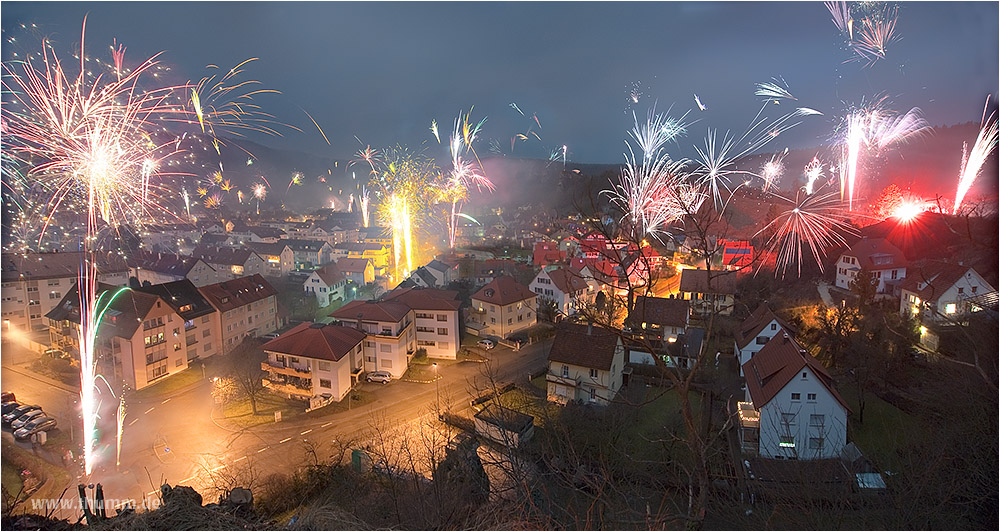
[430,119,440,143]
[825,1,853,39]
[442,110,494,248]
[300,107,330,145]
[755,187,857,278]
[755,77,797,104]
[360,187,370,228]
[116,394,126,468]
[509,102,525,116]
[852,7,898,66]
[954,98,998,213]
[694,94,707,111]
[804,156,825,195]
[759,149,787,191]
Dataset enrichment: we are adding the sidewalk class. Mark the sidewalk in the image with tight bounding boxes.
[2,362,80,395]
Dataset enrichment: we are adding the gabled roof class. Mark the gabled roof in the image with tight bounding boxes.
[336,257,373,273]
[734,304,794,349]
[262,322,366,362]
[409,267,438,287]
[46,283,161,339]
[547,323,621,371]
[247,226,286,239]
[842,237,907,270]
[331,299,411,323]
[544,268,589,295]
[1,251,128,282]
[134,279,216,320]
[198,274,278,312]
[311,264,345,286]
[679,268,738,294]
[472,276,536,306]
[899,261,991,303]
[126,250,211,277]
[192,245,260,267]
[742,333,849,412]
[200,233,231,246]
[244,241,291,257]
[382,286,461,311]
[425,259,456,273]
[280,239,332,252]
[629,296,689,328]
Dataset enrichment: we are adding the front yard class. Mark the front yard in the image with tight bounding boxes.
[837,381,918,473]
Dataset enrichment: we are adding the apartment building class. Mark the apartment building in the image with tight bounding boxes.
[330,300,414,379]
[135,279,220,362]
[470,275,537,339]
[381,287,462,359]
[198,274,279,353]
[261,322,366,407]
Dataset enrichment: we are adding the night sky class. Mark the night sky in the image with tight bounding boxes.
[2,1,998,164]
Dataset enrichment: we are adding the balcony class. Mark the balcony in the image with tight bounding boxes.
[545,373,580,388]
[261,360,311,378]
[263,378,312,398]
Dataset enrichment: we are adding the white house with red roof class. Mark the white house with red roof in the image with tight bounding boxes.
[529,267,592,318]
[303,263,347,307]
[261,322,366,407]
[470,275,537,339]
[546,323,624,405]
[734,304,795,377]
[739,333,849,460]
[899,261,995,322]
[835,237,907,294]
[330,299,415,378]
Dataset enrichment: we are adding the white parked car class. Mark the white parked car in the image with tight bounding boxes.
[366,371,392,384]
[477,338,495,350]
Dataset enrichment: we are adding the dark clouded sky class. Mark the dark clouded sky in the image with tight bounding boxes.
[3,1,997,164]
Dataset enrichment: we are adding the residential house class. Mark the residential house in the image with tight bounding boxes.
[304,264,347,307]
[404,267,439,289]
[546,323,625,405]
[46,284,190,390]
[199,232,233,248]
[474,405,535,447]
[336,257,375,286]
[739,333,849,460]
[734,304,794,377]
[139,223,200,253]
[281,239,335,271]
[624,296,691,367]
[381,287,462,359]
[244,242,295,278]
[679,268,738,316]
[330,300,414,379]
[899,261,997,350]
[198,274,279,353]
[127,250,220,287]
[530,267,591,318]
[424,259,459,287]
[835,237,907,294]
[470,259,533,288]
[261,322,366,407]
[134,279,220,361]
[247,226,286,243]
[336,242,390,276]
[1,252,129,339]
[533,241,566,268]
[469,276,537,339]
[192,245,267,280]
[360,227,393,248]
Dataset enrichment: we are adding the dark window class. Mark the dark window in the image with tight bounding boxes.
[791,393,801,401]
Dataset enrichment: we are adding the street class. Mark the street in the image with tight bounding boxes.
[1,337,553,508]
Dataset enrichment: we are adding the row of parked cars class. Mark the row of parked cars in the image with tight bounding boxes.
[2,392,58,440]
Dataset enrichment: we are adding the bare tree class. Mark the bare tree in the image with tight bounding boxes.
[221,338,267,415]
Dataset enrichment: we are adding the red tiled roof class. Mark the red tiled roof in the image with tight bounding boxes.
[1,251,129,282]
[262,322,365,362]
[472,275,536,306]
[335,257,372,273]
[381,286,461,311]
[331,299,411,322]
[545,267,589,295]
[742,334,849,412]
[734,304,795,349]
[198,274,278,312]
[547,323,621,370]
[630,296,689,328]
[899,261,987,303]
[312,263,345,286]
[679,268,738,294]
[842,237,907,271]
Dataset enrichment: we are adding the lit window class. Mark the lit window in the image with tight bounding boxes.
[945,303,957,314]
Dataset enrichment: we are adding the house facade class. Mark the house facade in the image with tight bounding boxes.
[304,264,347,307]
[261,322,366,407]
[134,279,220,362]
[899,262,995,322]
[469,276,537,339]
[198,275,279,354]
[739,333,849,460]
[244,242,294,278]
[336,257,375,285]
[679,268,737,316]
[734,304,793,377]
[530,267,591,318]
[192,245,267,280]
[546,323,625,405]
[127,251,221,287]
[281,239,335,271]
[382,287,462,359]
[330,300,415,378]
[835,237,907,294]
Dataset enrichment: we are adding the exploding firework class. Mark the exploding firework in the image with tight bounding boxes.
[758,149,787,192]
[756,187,857,277]
[804,156,825,195]
[755,77,797,104]
[954,98,998,214]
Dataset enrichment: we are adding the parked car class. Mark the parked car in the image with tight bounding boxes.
[477,338,495,350]
[1,392,15,403]
[2,401,20,416]
[366,371,392,384]
[14,417,57,440]
[3,404,41,424]
[11,409,45,430]
[261,332,280,340]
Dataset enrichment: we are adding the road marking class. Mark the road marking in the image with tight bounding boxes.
[128,419,138,426]
[209,465,226,473]
[279,437,291,444]
[180,476,197,484]
[300,429,312,435]
[320,422,333,428]
[143,407,155,414]
[161,398,171,404]
[257,446,269,453]
[234,456,247,463]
